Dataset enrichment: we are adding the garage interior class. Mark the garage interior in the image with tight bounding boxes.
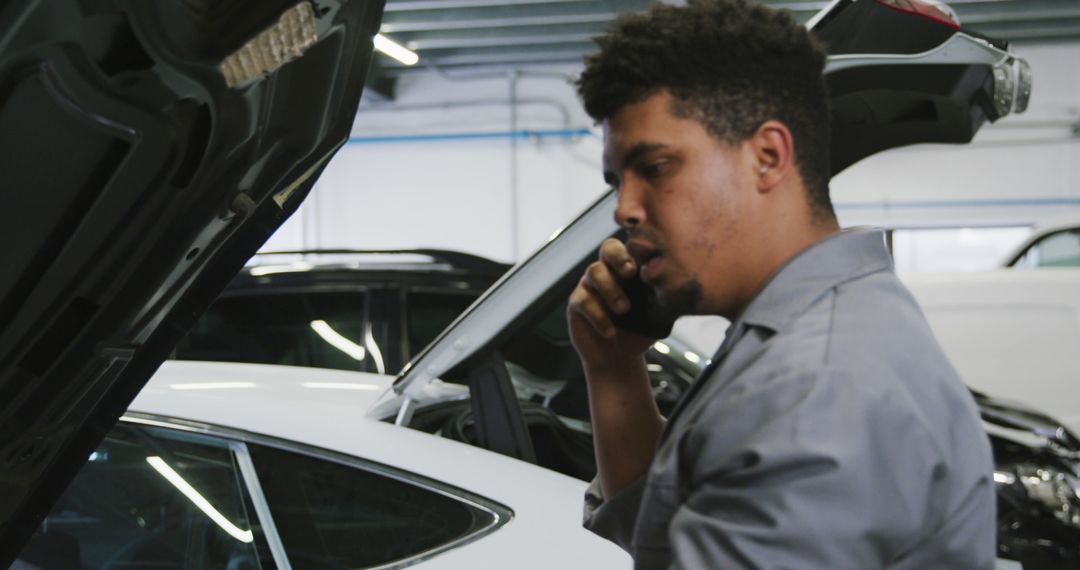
[269,0,1080,271]
[4,0,1080,568]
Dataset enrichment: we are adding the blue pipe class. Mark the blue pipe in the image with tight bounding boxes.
[342,132,1080,212]
[346,128,596,145]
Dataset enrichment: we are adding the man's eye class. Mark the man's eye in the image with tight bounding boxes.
[640,162,666,180]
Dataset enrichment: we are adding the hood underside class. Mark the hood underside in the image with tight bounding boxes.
[0,0,384,559]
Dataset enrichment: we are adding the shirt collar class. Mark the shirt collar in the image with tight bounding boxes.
[735,229,893,333]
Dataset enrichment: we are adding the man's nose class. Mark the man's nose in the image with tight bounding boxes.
[614,183,645,229]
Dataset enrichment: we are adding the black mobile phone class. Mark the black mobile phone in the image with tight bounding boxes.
[608,233,676,339]
[610,274,675,339]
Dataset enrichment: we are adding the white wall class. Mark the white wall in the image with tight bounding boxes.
[266,42,1080,263]
[265,65,605,262]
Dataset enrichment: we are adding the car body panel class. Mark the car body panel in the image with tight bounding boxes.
[670,269,1080,436]
[901,269,1080,432]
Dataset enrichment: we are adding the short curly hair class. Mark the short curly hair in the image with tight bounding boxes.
[577,0,833,219]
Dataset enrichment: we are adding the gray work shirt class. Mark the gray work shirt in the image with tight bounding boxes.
[584,229,996,569]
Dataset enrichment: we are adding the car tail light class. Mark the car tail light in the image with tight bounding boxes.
[876,0,961,29]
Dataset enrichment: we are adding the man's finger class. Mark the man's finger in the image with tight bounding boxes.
[584,261,630,315]
[569,282,616,338]
[599,238,637,279]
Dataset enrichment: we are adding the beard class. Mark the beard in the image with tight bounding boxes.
[656,277,703,319]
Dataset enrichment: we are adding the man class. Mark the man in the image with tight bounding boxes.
[566,1,996,568]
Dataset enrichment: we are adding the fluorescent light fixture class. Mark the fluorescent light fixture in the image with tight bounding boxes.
[653,341,670,355]
[301,382,381,391]
[146,456,254,543]
[311,320,366,360]
[994,471,1017,485]
[684,351,701,364]
[374,33,419,66]
[169,382,257,391]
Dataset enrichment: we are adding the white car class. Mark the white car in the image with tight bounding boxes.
[9,361,628,569]
[901,269,1080,431]
[673,268,1080,436]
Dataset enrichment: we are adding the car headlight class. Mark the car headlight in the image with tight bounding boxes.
[996,465,1080,529]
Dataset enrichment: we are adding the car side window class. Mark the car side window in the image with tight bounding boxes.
[14,423,271,570]
[174,291,378,373]
[1014,229,1080,268]
[247,443,497,569]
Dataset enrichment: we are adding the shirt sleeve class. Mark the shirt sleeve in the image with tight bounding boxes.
[666,368,949,569]
[583,474,647,553]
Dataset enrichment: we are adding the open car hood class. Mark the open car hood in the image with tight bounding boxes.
[0,0,384,559]
[391,0,1030,417]
[815,0,1030,174]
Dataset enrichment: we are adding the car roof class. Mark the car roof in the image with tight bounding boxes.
[244,249,509,276]
[223,249,511,295]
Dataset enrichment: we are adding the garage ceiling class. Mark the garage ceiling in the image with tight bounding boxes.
[373,0,1080,72]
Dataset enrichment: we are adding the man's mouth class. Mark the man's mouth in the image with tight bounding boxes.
[626,240,662,282]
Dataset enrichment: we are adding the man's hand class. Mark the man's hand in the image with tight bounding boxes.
[568,237,656,367]
[568,238,665,499]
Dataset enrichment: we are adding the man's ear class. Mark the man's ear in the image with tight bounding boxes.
[750,120,794,194]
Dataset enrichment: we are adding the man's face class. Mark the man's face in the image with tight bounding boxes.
[602,90,760,318]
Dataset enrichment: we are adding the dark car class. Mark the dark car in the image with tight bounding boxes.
[171,249,700,418]
[172,250,511,377]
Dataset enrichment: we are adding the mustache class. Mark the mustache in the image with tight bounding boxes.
[615,227,661,244]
